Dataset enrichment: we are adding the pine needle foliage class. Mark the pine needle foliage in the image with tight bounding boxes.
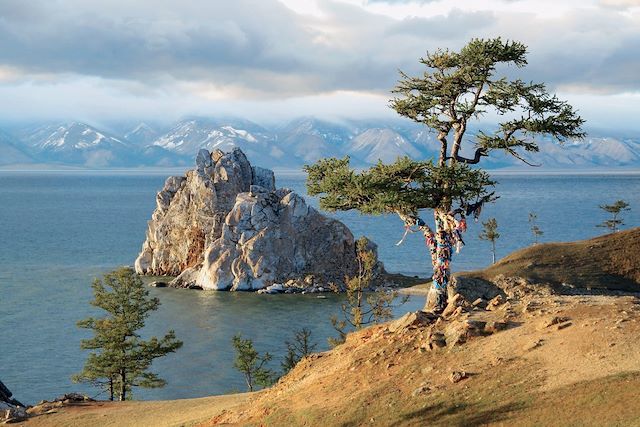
[306,156,496,216]
[329,238,408,347]
[73,267,183,401]
[597,200,631,232]
[306,38,584,312]
[281,328,317,375]
[232,334,274,392]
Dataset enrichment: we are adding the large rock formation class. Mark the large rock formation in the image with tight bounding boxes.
[135,148,263,276]
[135,148,372,291]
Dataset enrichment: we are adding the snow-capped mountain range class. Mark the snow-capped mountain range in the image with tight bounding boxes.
[1,117,639,170]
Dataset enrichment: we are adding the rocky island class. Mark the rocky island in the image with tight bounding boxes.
[135,148,379,292]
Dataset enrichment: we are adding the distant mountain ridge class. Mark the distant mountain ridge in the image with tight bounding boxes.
[0,130,33,165]
[1,117,640,170]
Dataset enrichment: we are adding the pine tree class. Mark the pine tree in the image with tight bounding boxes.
[281,328,317,374]
[306,38,584,313]
[73,267,183,401]
[328,237,407,347]
[597,200,630,232]
[232,334,274,392]
[528,212,543,244]
[479,218,500,264]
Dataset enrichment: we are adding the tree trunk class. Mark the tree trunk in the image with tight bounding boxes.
[437,132,448,167]
[119,371,126,401]
[246,374,253,392]
[424,211,452,313]
[491,241,496,264]
[108,377,114,401]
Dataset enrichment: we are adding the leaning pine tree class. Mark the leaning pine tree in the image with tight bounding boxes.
[306,38,584,313]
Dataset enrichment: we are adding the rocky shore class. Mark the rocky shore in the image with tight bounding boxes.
[1,380,26,423]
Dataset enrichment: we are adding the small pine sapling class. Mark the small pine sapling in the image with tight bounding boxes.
[73,268,183,401]
[528,212,544,244]
[329,237,407,347]
[479,217,500,264]
[232,334,274,392]
[281,328,317,375]
[597,200,630,233]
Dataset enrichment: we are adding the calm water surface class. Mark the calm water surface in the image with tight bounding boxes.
[1,170,638,403]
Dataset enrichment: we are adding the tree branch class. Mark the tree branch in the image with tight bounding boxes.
[448,148,488,164]
[437,131,448,166]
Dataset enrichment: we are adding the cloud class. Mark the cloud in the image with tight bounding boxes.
[599,0,640,9]
[0,0,638,124]
[366,0,438,3]
[0,1,311,81]
[386,9,495,39]
[492,7,640,94]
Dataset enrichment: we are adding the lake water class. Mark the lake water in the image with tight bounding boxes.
[1,170,639,404]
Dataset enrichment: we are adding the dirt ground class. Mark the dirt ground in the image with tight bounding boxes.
[21,393,251,427]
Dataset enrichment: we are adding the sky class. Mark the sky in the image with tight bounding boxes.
[0,0,639,129]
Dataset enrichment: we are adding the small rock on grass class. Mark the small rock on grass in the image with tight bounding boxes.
[412,383,431,396]
[472,298,485,307]
[486,295,504,311]
[539,316,570,330]
[2,407,28,423]
[523,339,543,351]
[442,293,463,318]
[555,321,572,330]
[450,371,468,383]
[484,321,508,334]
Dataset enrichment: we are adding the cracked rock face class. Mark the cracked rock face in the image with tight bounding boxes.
[135,148,259,276]
[135,148,361,290]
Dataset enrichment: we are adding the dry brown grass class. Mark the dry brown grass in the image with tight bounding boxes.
[460,227,640,291]
[23,229,640,427]
[25,293,640,427]
[24,393,252,427]
[201,292,640,427]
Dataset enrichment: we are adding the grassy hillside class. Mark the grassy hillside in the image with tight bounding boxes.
[20,229,640,426]
[461,227,640,292]
[24,289,640,426]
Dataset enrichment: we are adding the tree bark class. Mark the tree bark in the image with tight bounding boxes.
[108,377,114,401]
[246,374,253,392]
[119,371,126,401]
[491,241,496,264]
[449,123,466,165]
[437,132,448,167]
[424,210,451,312]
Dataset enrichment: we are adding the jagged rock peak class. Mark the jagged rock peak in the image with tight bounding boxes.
[135,148,274,276]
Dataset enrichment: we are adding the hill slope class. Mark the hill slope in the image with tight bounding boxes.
[461,227,640,292]
[0,138,33,165]
[19,230,640,426]
[23,289,640,426]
